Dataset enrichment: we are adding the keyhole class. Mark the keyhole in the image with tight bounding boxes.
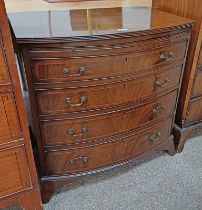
[124,84,126,88]
[125,57,128,61]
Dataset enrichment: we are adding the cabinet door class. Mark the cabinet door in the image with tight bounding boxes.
[0,0,41,208]
[0,92,21,144]
[0,146,31,198]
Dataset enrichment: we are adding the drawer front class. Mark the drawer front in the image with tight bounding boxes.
[32,41,187,83]
[0,33,10,84]
[191,70,202,98]
[0,92,21,145]
[0,146,31,198]
[36,66,182,115]
[41,91,177,146]
[185,97,202,125]
[45,117,173,175]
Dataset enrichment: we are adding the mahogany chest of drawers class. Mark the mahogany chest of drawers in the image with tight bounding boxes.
[9,6,193,203]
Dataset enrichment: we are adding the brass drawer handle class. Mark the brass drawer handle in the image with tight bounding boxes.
[67,127,88,137]
[152,104,165,114]
[148,131,161,144]
[69,156,88,165]
[63,66,86,77]
[155,78,170,89]
[169,35,174,42]
[160,52,173,62]
[65,96,87,107]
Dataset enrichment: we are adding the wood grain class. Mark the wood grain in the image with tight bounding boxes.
[0,146,31,198]
[0,34,10,84]
[41,91,177,146]
[186,97,202,125]
[0,1,42,209]
[152,0,202,151]
[197,43,202,67]
[31,39,187,83]
[45,117,173,175]
[191,69,202,98]
[0,92,21,144]
[36,67,181,115]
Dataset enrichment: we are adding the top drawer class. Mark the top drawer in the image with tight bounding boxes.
[32,41,187,83]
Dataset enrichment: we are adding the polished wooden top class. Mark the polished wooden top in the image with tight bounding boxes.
[8,6,193,40]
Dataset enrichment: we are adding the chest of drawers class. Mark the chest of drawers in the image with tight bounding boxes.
[9,6,193,203]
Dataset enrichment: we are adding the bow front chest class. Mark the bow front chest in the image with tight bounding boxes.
[9,6,193,203]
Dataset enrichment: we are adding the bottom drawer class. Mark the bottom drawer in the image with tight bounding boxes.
[185,96,202,125]
[45,117,173,175]
[0,146,31,198]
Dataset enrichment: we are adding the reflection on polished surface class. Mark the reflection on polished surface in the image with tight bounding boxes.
[5,0,152,13]
[9,7,192,39]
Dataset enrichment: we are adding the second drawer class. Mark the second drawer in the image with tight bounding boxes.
[41,91,177,146]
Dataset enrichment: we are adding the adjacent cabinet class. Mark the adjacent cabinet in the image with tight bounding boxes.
[152,0,202,152]
[9,7,193,203]
[0,1,42,209]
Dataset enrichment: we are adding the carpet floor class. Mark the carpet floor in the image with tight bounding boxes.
[3,136,202,210]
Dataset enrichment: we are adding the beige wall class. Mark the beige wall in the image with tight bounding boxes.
[5,0,152,13]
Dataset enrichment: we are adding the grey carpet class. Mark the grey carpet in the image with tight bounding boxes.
[3,136,202,210]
